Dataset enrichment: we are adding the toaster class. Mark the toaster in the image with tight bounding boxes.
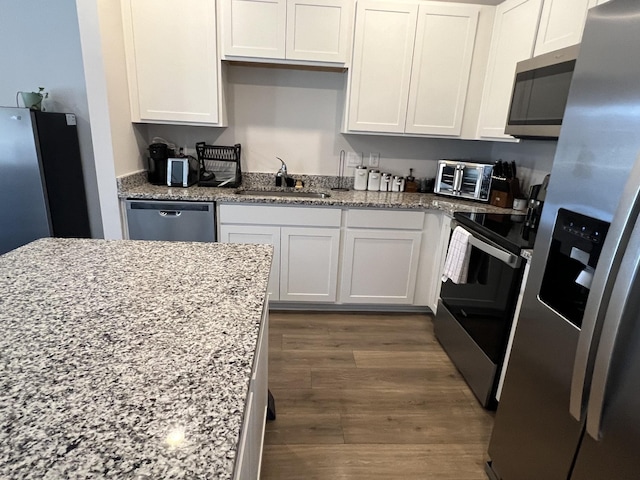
[167,156,199,187]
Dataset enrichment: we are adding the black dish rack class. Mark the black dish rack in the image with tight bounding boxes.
[196,142,242,188]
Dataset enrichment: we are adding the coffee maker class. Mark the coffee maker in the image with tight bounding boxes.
[147,143,173,185]
[522,174,550,240]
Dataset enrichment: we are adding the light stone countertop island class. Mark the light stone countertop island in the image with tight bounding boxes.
[0,238,272,479]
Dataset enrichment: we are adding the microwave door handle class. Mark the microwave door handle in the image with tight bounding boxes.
[585,213,640,440]
[570,159,640,423]
[467,232,521,268]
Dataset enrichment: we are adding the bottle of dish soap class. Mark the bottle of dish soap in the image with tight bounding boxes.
[405,168,418,192]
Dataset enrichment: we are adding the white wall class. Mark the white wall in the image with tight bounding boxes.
[147,65,494,181]
[0,0,103,237]
[76,0,148,239]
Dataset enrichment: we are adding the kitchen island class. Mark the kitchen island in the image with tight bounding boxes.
[0,238,272,479]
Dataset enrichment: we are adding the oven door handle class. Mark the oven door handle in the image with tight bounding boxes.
[466,232,522,269]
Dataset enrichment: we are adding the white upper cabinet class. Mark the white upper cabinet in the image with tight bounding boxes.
[347,0,418,133]
[220,0,352,64]
[286,0,352,62]
[346,0,480,136]
[222,0,287,58]
[405,3,479,136]
[533,0,597,56]
[476,0,543,140]
[121,0,224,125]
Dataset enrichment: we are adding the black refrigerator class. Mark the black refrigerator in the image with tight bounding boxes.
[0,107,91,255]
[487,0,640,479]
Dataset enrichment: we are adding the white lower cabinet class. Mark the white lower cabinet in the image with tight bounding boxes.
[413,211,448,312]
[234,301,269,480]
[219,224,281,299]
[219,204,447,307]
[339,209,424,304]
[280,227,340,302]
[218,204,341,302]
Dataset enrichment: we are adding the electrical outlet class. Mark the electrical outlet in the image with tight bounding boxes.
[368,153,380,168]
[346,152,361,167]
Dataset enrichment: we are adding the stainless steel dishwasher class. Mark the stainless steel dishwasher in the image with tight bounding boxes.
[125,200,216,242]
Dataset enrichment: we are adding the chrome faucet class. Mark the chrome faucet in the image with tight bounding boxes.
[276,157,293,187]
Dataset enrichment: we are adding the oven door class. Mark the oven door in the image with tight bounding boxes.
[434,224,525,407]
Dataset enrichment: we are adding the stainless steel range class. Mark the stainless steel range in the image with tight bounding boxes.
[434,211,536,408]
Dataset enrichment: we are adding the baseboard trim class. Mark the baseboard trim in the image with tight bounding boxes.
[269,302,434,314]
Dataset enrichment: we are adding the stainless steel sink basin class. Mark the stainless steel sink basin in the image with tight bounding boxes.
[235,190,331,199]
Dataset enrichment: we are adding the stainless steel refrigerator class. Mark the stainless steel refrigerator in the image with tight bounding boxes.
[0,107,90,255]
[487,1,640,478]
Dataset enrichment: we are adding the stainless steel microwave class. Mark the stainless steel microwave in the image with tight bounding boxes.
[505,44,580,139]
[435,160,493,202]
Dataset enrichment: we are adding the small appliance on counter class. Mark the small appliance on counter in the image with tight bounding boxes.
[196,142,242,188]
[435,159,493,202]
[167,156,199,187]
[148,142,174,185]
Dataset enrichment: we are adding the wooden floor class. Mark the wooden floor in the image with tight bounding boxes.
[260,311,494,480]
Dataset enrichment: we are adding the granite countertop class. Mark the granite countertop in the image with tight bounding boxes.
[117,172,520,216]
[0,238,272,479]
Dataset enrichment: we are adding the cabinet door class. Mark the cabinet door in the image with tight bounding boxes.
[405,3,479,136]
[286,0,352,63]
[340,229,422,304]
[534,0,597,56]
[122,0,221,124]
[280,227,340,302]
[221,0,287,58]
[219,225,281,300]
[476,0,543,140]
[234,303,269,480]
[346,0,418,133]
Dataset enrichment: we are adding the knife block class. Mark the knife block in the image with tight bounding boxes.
[490,190,513,208]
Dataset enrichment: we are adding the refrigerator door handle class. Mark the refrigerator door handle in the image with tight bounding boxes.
[570,157,640,422]
[585,213,640,440]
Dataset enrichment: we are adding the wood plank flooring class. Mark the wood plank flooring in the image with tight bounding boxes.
[260,311,494,480]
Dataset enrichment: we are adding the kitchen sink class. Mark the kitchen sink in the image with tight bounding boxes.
[235,190,331,199]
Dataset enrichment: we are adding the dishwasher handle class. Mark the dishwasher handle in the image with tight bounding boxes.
[159,210,182,217]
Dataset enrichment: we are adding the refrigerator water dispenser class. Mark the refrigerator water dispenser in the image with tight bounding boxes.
[539,208,610,328]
